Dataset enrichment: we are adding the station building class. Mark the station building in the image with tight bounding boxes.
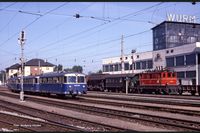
[102,16,200,85]
[6,58,55,79]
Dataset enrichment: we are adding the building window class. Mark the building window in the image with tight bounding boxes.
[46,67,49,70]
[114,64,118,71]
[105,65,109,72]
[171,49,174,53]
[136,62,141,70]
[131,56,133,59]
[147,60,153,69]
[166,57,174,67]
[141,61,146,69]
[130,64,132,70]
[168,36,179,43]
[186,54,196,65]
[109,64,113,72]
[137,55,139,58]
[186,71,196,78]
[166,50,169,54]
[130,63,135,70]
[177,72,185,78]
[125,57,128,60]
[103,66,106,72]
[124,62,129,70]
[176,55,184,66]
[118,64,122,71]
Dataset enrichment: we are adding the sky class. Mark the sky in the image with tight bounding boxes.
[0,2,199,74]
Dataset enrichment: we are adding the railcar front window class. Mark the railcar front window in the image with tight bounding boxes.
[35,78,38,84]
[78,76,85,83]
[67,76,76,83]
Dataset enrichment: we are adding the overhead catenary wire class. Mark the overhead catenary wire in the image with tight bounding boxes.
[0,2,16,11]
[26,22,109,54]
[0,4,26,34]
[25,3,96,47]
[57,41,152,63]
[46,29,151,59]
[1,3,164,70]
[0,2,69,48]
[55,42,152,71]
[0,3,26,55]
[25,2,163,55]
[25,3,95,47]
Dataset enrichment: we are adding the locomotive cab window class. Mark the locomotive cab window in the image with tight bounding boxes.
[168,73,171,77]
[172,73,176,77]
[162,73,166,78]
[67,76,76,83]
[64,76,67,83]
[78,76,85,83]
[35,78,38,84]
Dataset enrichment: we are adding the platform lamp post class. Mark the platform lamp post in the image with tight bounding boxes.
[18,30,26,102]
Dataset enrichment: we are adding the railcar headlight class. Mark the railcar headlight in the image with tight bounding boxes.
[83,85,85,88]
[69,85,72,88]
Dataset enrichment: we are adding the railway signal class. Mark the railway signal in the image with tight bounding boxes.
[18,30,26,102]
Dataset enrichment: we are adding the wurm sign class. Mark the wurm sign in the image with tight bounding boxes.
[167,13,196,23]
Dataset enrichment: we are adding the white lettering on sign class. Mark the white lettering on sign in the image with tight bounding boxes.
[167,13,196,23]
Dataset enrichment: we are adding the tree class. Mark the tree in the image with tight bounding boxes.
[64,68,73,73]
[96,70,102,74]
[72,65,83,73]
[54,64,63,72]
[87,71,93,75]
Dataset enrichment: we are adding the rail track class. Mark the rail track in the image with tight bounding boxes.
[25,97,200,131]
[0,94,125,132]
[83,91,200,107]
[87,91,200,100]
[0,119,35,132]
[0,108,76,132]
[78,97,200,116]
[1,91,200,131]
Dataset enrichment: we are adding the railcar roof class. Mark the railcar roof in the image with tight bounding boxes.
[40,72,85,78]
[23,75,39,79]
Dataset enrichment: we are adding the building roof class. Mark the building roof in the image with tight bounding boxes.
[152,21,200,30]
[25,58,55,67]
[6,63,20,70]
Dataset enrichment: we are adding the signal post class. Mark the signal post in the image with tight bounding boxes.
[18,30,26,102]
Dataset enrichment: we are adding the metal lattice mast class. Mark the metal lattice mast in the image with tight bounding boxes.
[121,35,124,74]
[18,30,26,102]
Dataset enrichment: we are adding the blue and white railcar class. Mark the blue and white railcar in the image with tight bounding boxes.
[39,72,87,97]
[7,77,20,92]
[23,76,40,92]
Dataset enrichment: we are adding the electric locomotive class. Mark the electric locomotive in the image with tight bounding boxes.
[86,69,192,95]
[131,70,180,94]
